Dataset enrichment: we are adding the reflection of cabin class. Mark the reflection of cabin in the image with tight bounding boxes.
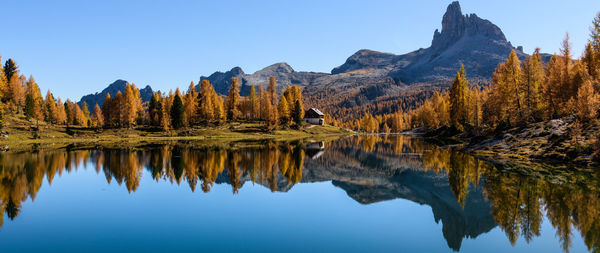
[305,141,325,159]
[303,108,325,125]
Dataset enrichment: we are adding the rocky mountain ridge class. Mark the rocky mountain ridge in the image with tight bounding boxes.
[79,1,539,118]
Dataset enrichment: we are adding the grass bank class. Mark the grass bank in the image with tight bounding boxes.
[0,115,353,151]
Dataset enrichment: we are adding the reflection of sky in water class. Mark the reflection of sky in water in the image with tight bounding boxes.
[0,159,588,253]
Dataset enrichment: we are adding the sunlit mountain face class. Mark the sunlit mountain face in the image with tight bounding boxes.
[0,136,598,252]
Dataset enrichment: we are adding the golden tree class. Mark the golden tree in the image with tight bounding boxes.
[226,78,241,120]
[449,65,469,130]
[198,80,215,121]
[91,104,104,128]
[44,91,58,123]
[249,84,259,119]
[278,95,290,125]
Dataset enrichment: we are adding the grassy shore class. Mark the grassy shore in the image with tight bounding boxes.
[0,115,353,151]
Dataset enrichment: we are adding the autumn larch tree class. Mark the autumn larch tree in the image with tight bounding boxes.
[110,91,123,127]
[56,98,67,124]
[198,80,215,121]
[449,65,469,130]
[522,49,545,122]
[277,95,290,125]
[226,78,241,121]
[81,101,91,126]
[249,84,259,119]
[44,91,58,124]
[121,83,142,128]
[101,93,111,128]
[91,104,104,128]
[184,81,198,125]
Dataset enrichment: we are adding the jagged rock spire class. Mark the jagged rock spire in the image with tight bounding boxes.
[431,1,506,52]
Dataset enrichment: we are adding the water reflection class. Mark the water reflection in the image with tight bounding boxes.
[0,136,599,252]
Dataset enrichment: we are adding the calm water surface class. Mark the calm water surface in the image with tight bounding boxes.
[0,136,596,252]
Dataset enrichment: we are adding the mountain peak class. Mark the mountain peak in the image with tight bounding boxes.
[257,62,294,74]
[431,1,506,52]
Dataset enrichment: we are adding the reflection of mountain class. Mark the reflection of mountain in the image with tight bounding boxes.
[299,138,496,251]
[2,137,599,252]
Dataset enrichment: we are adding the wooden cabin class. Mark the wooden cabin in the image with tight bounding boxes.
[303,108,325,125]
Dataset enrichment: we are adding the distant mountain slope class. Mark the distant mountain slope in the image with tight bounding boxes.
[78,80,153,107]
[198,62,327,96]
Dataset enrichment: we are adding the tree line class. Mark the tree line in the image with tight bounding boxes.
[0,61,307,131]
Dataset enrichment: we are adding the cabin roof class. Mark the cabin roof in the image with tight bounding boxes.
[307,108,324,116]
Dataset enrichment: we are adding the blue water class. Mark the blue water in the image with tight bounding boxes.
[0,136,593,252]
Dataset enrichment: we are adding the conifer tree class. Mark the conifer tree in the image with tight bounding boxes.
[121,83,141,128]
[0,56,6,101]
[24,93,35,120]
[293,100,304,126]
[111,91,123,127]
[449,65,469,130]
[149,92,163,127]
[226,78,241,120]
[44,91,58,124]
[56,98,67,124]
[544,55,564,118]
[101,93,111,128]
[278,95,290,125]
[170,94,185,129]
[91,104,104,128]
[267,76,277,106]
[184,81,198,125]
[249,84,259,119]
[8,75,25,112]
[198,80,215,121]
[3,59,18,87]
[522,49,545,121]
[574,79,600,121]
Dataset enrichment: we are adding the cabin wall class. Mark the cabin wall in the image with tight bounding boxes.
[304,118,324,125]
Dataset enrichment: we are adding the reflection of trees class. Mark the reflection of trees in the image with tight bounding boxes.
[345,135,600,253]
[1,137,600,253]
[0,142,310,229]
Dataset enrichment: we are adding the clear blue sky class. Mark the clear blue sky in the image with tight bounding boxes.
[2,0,599,101]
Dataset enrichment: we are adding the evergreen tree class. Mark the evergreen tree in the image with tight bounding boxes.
[170,94,185,129]
[293,100,303,126]
[3,59,18,86]
[449,65,469,130]
[149,92,163,127]
[24,94,35,120]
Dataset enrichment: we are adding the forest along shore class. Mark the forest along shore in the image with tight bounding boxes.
[0,115,352,152]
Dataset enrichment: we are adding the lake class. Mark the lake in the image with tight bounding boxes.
[0,135,597,252]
